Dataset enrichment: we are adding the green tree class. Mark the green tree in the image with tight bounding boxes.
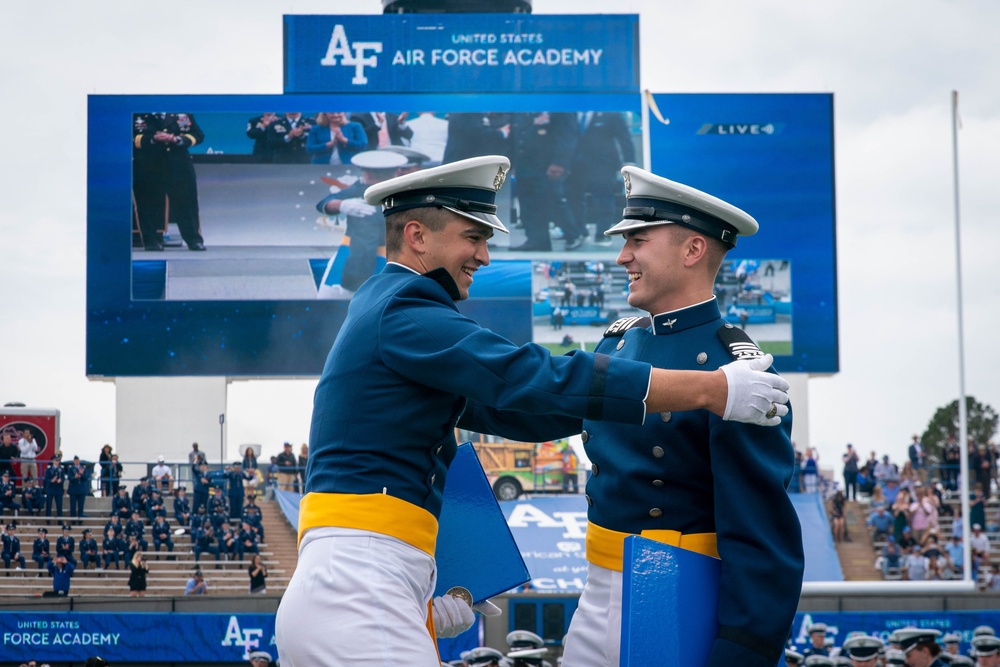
[921,396,998,458]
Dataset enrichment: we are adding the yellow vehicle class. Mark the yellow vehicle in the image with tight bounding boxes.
[462,432,580,500]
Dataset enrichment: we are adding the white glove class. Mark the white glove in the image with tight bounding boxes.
[719,354,790,426]
[432,594,476,638]
[338,198,377,218]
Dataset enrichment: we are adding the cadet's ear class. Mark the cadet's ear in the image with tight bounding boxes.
[403,219,428,252]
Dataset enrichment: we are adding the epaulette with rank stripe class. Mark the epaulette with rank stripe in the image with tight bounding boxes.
[603,316,650,337]
[716,323,765,360]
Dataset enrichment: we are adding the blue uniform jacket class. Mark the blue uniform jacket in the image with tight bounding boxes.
[305,263,653,524]
[581,298,803,667]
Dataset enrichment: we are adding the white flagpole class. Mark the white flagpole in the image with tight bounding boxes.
[952,90,971,583]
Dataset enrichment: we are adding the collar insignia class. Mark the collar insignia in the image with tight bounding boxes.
[663,318,677,328]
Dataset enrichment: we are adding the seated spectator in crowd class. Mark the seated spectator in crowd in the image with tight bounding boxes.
[101,529,123,570]
[951,505,964,541]
[868,484,887,511]
[926,553,947,580]
[2,523,26,574]
[985,564,1000,592]
[219,525,239,561]
[970,523,991,562]
[237,521,259,561]
[185,570,208,595]
[190,505,209,533]
[128,551,148,598]
[193,524,220,565]
[882,536,902,577]
[45,555,74,596]
[883,478,901,506]
[20,478,44,516]
[921,530,944,559]
[945,534,964,578]
[242,500,264,543]
[126,534,144,560]
[868,506,893,542]
[248,553,268,595]
[173,487,191,529]
[32,527,51,573]
[103,513,123,540]
[903,543,929,581]
[125,511,149,553]
[43,453,65,518]
[899,461,918,496]
[151,516,174,556]
[132,477,153,511]
[874,454,897,487]
[151,455,173,493]
[146,490,167,523]
[78,529,99,571]
[897,526,917,552]
[208,487,229,517]
[0,471,21,516]
[111,486,132,521]
[55,524,76,567]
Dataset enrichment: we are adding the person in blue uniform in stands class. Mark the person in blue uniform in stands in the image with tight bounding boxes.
[559,167,804,667]
[274,155,790,666]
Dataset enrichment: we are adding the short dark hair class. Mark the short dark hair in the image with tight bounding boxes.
[385,206,455,255]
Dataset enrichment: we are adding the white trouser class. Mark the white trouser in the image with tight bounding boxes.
[561,562,622,667]
[275,527,439,666]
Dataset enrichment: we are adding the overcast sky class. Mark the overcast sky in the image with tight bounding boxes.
[1,0,998,480]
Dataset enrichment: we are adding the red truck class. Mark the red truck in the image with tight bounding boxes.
[0,404,61,485]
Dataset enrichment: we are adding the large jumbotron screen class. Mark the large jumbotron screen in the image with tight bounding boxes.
[86,92,835,377]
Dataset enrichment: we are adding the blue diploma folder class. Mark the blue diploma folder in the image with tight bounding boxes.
[621,536,721,666]
[433,442,530,604]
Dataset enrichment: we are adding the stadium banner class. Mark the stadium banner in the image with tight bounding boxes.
[283,14,639,94]
[791,610,1000,658]
[0,612,276,663]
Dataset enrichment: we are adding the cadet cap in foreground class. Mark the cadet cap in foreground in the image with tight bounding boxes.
[948,655,974,666]
[365,155,510,233]
[842,634,884,659]
[785,647,804,664]
[894,627,941,653]
[506,629,546,659]
[973,634,1000,655]
[942,632,961,644]
[803,656,834,666]
[465,646,505,665]
[604,166,758,247]
[884,648,906,664]
[974,625,996,637]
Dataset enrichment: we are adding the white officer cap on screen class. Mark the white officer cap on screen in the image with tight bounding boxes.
[364,155,510,233]
[603,166,758,248]
[351,150,409,172]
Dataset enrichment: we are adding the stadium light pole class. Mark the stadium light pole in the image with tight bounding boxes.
[951,90,971,583]
[219,413,225,469]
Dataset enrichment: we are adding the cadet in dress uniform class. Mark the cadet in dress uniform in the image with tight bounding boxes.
[949,655,974,667]
[132,113,206,251]
[804,656,835,667]
[804,623,831,659]
[274,156,790,666]
[943,633,962,658]
[895,628,946,667]
[842,635,884,667]
[466,647,506,667]
[507,630,547,666]
[560,167,803,667]
[973,635,1000,667]
[786,647,805,666]
[314,150,410,298]
[885,648,906,665]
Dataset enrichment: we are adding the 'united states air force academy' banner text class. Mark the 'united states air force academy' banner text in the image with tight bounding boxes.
[284,14,639,94]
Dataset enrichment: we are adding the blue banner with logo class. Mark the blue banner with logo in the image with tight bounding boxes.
[284,14,639,94]
[0,612,276,663]
[791,611,1000,657]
